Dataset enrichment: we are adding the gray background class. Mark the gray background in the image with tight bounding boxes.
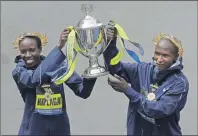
[1,1,197,135]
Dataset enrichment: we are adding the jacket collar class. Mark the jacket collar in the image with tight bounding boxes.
[151,58,183,85]
[14,55,46,69]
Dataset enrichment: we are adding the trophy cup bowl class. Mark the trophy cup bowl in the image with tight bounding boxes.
[73,4,111,79]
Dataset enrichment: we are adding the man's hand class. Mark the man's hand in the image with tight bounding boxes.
[108,74,129,93]
[58,28,71,49]
[106,27,117,42]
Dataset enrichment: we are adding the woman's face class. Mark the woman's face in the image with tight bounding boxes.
[19,38,41,68]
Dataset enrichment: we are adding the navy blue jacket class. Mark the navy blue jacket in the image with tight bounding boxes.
[103,39,189,136]
[12,47,97,135]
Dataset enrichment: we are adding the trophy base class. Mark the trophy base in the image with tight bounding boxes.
[82,66,109,79]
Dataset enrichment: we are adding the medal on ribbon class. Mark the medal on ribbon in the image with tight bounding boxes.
[147,84,158,101]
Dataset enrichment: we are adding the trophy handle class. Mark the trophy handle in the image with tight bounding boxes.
[101,22,115,52]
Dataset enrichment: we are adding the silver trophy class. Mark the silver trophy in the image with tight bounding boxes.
[73,4,113,78]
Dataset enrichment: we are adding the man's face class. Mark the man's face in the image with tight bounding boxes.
[19,38,41,68]
[153,39,178,70]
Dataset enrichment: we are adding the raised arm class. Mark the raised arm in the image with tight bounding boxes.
[103,38,139,86]
[65,72,97,99]
[46,60,97,99]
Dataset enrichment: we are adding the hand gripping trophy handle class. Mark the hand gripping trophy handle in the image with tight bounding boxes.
[102,20,116,52]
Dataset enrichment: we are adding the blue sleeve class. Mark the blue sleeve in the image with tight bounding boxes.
[103,39,139,84]
[47,61,97,99]
[65,72,97,99]
[12,47,66,88]
[124,79,189,119]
